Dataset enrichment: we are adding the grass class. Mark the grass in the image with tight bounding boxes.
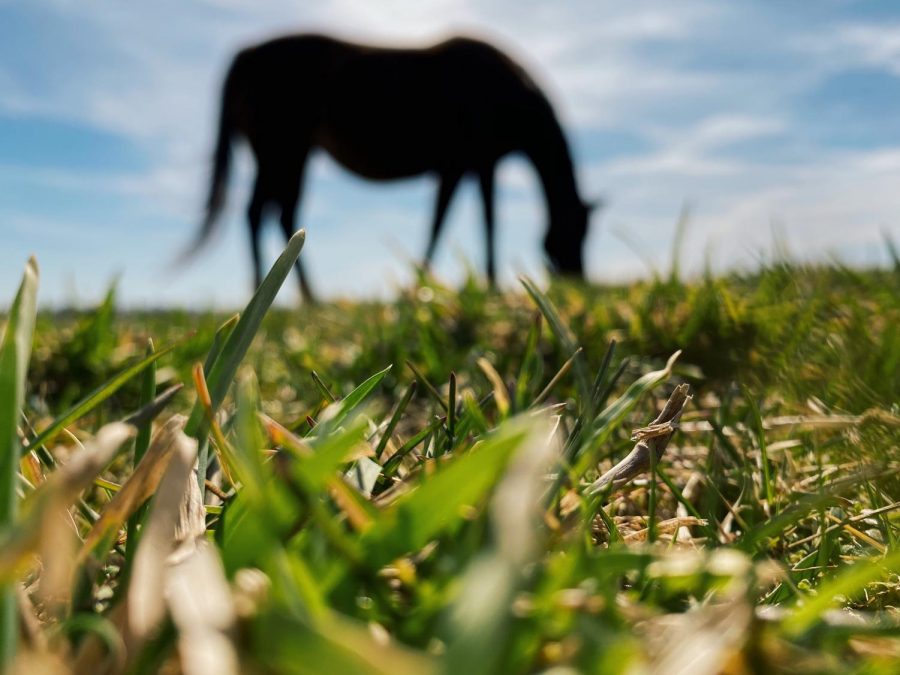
[1,236,899,674]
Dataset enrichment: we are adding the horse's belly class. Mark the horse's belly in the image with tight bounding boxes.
[314,123,453,180]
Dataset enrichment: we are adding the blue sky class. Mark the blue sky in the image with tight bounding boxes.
[2,0,900,307]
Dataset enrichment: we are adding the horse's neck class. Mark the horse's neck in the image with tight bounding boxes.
[522,110,582,218]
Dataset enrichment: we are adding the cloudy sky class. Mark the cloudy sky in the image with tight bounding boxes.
[2,0,900,307]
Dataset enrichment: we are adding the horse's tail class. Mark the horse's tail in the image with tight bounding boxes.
[174,54,245,266]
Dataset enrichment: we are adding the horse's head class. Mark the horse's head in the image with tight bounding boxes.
[544,198,596,278]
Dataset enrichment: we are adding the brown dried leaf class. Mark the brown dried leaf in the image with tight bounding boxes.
[78,416,186,562]
[586,384,692,496]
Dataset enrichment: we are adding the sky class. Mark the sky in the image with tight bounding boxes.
[2,0,900,308]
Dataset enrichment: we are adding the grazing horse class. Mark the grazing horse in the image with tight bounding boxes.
[187,34,593,300]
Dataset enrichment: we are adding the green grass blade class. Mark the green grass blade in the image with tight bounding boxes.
[884,229,900,273]
[184,230,305,500]
[744,387,777,515]
[381,415,446,478]
[532,347,582,408]
[310,371,337,403]
[738,493,842,553]
[196,314,240,498]
[203,314,239,373]
[364,420,532,567]
[406,360,449,412]
[592,497,621,543]
[782,547,900,637]
[441,416,556,675]
[592,357,629,424]
[655,466,718,540]
[514,312,543,412]
[520,276,591,403]
[590,339,617,406]
[668,202,691,284]
[185,230,306,440]
[295,418,369,491]
[320,364,391,432]
[374,381,417,461]
[124,339,158,570]
[446,371,457,451]
[23,343,176,455]
[0,257,38,668]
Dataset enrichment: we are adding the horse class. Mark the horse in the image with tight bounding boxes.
[185,34,594,300]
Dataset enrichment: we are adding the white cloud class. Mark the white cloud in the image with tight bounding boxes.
[604,114,786,177]
[830,23,900,76]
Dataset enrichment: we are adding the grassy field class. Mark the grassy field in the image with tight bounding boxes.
[2,233,899,674]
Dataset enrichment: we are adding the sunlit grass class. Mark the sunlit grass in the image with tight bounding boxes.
[1,240,899,674]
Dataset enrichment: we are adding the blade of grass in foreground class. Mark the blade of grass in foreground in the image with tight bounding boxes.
[23,342,176,457]
[782,547,900,637]
[520,276,592,403]
[364,420,536,567]
[184,229,305,497]
[319,364,391,432]
[441,416,557,675]
[186,230,305,436]
[374,380,417,461]
[745,386,777,515]
[124,339,158,569]
[0,257,39,668]
[195,314,239,501]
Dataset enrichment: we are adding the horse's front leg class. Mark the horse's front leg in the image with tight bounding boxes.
[478,167,496,286]
[423,170,462,273]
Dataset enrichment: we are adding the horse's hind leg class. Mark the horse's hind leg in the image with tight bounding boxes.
[246,171,271,290]
[276,152,315,303]
[478,167,496,286]
[423,170,462,272]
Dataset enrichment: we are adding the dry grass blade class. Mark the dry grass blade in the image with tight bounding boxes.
[0,423,134,586]
[132,418,237,675]
[788,501,900,550]
[586,384,692,495]
[531,347,582,408]
[260,412,313,458]
[680,407,900,436]
[36,423,135,615]
[642,601,753,675]
[168,542,238,675]
[35,422,134,507]
[74,425,207,675]
[476,357,510,417]
[191,363,237,486]
[78,416,187,562]
[15,585,45,653]
[620,516,708,543]
[128,427,199,641]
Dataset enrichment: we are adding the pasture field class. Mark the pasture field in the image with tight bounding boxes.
[1,237,899,674]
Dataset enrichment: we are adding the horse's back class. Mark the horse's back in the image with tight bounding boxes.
[232,34,549,177]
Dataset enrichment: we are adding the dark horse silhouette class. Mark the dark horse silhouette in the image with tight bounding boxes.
[187,34,593,300]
